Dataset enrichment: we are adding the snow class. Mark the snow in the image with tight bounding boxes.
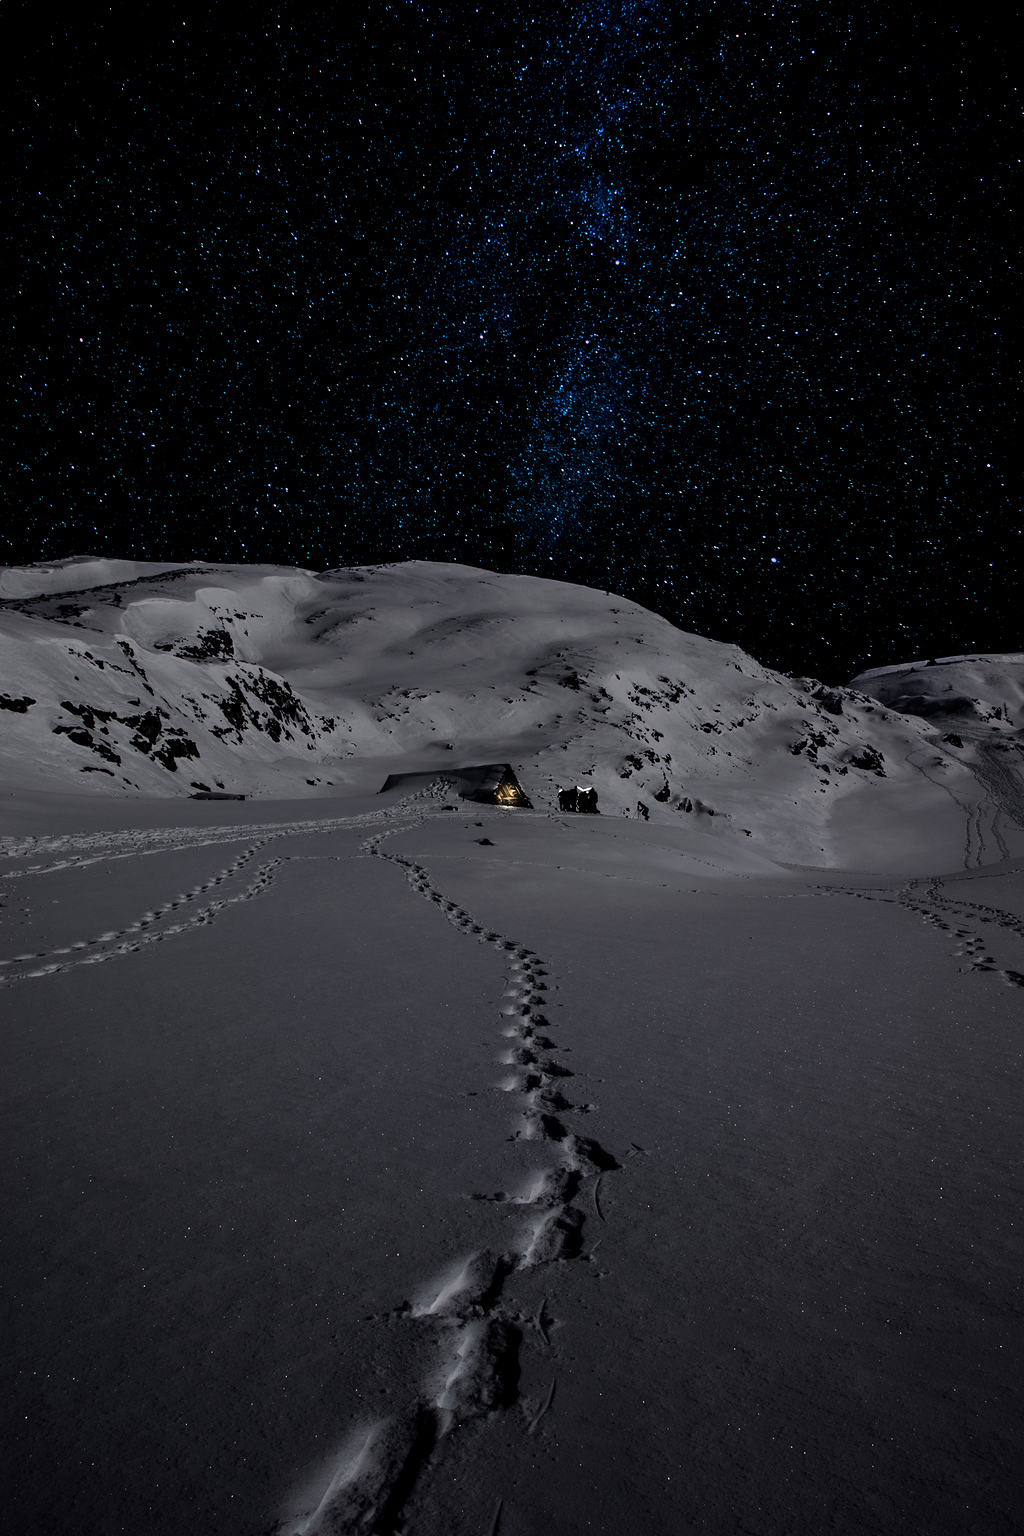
[3,558,1021,869]
[853,652,1024,681]
[3,563,1023,1533]
[0,555,206,601]
[851,652,1024,724]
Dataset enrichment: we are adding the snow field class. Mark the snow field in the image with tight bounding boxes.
[6,558,1020,869]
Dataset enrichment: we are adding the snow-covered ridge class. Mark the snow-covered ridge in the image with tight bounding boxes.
[851,654,1024,727]
[1,559,1020,864]
[853,654,1024,681]
[0,556,210,601]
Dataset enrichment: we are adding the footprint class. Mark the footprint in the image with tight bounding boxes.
[412,1250,512,1319]
[434,1319,521,1426]
[345,810,632,1528]
[539,1058,573,1078]
[516,1167,581,1207]
[498,1047,539,1066]
[0,843,270,977]
[536,1088,574,1114]
[0,858,283,990]
[277,1410,431,1536]
[514,1111,564,1143]
[520,1206,585,1266]
[567,1135,621,1173]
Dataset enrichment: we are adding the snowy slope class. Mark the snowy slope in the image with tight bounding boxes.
[2,559,1021,866]
[851,653,1024,725]
[0,555,200,600]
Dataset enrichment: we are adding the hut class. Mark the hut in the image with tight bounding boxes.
[379,762,532,807]
[458,763,533,807]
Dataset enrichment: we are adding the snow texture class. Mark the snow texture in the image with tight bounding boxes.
[3,558,1022,868]
[3,563,1024,1534]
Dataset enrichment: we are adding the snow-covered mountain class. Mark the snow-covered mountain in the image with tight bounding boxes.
[2,558,1021,864]
[851,653,1024,726]
[4,564,1023,1535]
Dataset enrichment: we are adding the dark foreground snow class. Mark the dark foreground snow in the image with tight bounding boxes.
[2,784,1021,1535]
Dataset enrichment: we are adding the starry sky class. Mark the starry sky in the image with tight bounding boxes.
[4,3,1017,681]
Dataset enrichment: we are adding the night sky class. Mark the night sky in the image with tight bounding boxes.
[4,3,1016,681]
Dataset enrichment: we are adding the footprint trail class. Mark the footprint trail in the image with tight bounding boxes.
[1,785,627,1532]
[0,841,277,985]
[0,789,451,987]
[821,868,1024,991]
[275,810,623,1534]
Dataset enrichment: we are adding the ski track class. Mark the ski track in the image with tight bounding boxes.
[900,735,1024,871]
[821,869,1024,991]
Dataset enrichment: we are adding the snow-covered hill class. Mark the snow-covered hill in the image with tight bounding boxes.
[4,564,1023,1533]
[2,559,1021,865]
[851,653,1024,726]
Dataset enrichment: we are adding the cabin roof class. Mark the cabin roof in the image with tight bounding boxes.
[379,762,532,807]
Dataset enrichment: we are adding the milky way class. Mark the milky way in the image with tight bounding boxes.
[4,4,1016,679]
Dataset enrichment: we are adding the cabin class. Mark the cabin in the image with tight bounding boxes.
[379,762,532,808]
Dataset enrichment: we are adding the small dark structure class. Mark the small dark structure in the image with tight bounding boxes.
[190,791,246,800]
[379,762,532,808]
[558,784,598,814]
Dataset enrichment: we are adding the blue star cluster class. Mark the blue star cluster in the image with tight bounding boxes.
[4,2,1016,678]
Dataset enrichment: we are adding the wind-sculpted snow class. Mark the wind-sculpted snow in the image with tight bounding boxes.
[6,558,1021,865]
